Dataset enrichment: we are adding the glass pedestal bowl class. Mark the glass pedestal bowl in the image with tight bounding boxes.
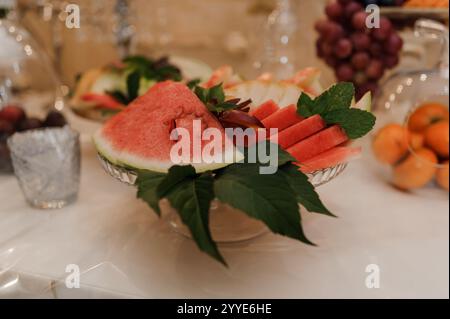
[98,153,347,243]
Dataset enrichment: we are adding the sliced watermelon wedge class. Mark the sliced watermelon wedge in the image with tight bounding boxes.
[287,125,349,163]
[297,146,362,173]
[250,100,280,121]
[274,114,326,149]
[94,81,243,173]
[81,93,126,111]
[261,105,303,132]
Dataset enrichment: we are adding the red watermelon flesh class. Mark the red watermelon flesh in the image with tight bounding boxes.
[95,81,241,172]
[273,114,326,149]
[250,100,279,121]
[261,104,303,132]
[297,146,362,173]
[287,125,348,163]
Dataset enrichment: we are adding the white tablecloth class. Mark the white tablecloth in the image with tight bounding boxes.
[0,134,448,299]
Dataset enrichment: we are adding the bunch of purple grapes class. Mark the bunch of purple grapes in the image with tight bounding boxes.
[315,0,404,98]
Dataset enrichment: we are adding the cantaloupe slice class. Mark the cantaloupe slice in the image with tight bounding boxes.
[297,146,362,173]
[287,126,349,162]
[261,105,303,132]
[250,100,280,121]
[274,114,326,149]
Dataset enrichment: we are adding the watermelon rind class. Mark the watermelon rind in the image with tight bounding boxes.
[93,129,245,174]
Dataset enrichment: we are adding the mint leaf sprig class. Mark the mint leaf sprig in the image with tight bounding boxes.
[106,56,184,106]
[194,83,252,115]
[297,83,376,139]
[136,144,332,266]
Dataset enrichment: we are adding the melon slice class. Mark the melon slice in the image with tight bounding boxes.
[94,81,243,173]
[225,81,304,111]
[287,125,349,162]
[283,67,323,96]
[298,146,362,173]
[277,85,304,108]
[274,114,326,149]
[262,104,303,132]
[250,100,280,121]
[353,91,372,111]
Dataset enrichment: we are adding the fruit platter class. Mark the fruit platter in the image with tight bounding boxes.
[70,55,214,122]
[93,66,376,264]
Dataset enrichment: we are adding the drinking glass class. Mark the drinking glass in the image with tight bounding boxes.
[7,126,80,209]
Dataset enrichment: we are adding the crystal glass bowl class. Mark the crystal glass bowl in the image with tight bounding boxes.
[98,153,347,243]
[370,20,449,197]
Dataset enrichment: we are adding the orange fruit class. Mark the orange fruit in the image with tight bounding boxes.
[436,161,449,191]
[408,102,449,133]
[424,121,449,158]
[409,132,425,150]
[392,148,438,190]
[372,124,409,165]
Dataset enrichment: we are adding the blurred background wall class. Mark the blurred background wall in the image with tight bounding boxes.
[18,0,332,87]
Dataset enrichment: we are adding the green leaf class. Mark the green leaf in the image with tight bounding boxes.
[106,90,130,105]
[214,102,240,113]
[322,108,376,139]
[315,82,355,113]
[214,164,314,245]
[243,142,295,167]
[157,65,182,81]
[208,83,226,104]
[187,78,201,90]
[123,55,153,70]
[160,167,225,265]
[126,71,141,101]
[157,165,197,197]
[194,86,209,104]
[280,164,335,217]
[297,93,316,118]
[136,170,167,216]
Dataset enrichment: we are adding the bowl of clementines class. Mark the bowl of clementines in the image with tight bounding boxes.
[372,101,449,193]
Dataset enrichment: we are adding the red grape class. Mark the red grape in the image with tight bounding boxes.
[334,38,353,58]
[369,42,383,57]
[351,52,370,70]
[372,17,393,41]
[336,64,354,81]
[357,81,379,99]
[0,119,14,135]
[316,39,324,58]
[354,72,368,85]
[323,21,345,43]
[314,20,328,34]
[314,1,400,93]
[325,2,344,21]
[366,59,384,80]
[385,33,403,55]
[344,2,363,19]
[351,32,371,51]
[352,11,368,31]
[325,55,338,68]
[321,40,334,56]
[384,55,400,68]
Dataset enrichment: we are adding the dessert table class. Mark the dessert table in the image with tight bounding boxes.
[0,132,448,299]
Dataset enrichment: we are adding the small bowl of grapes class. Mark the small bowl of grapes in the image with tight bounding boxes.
[0,105,67,174]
